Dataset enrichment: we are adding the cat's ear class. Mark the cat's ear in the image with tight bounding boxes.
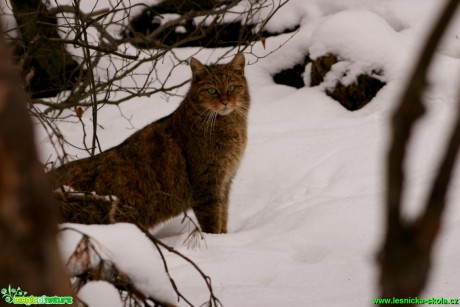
[189,57,208,80]
[229,53,245,73]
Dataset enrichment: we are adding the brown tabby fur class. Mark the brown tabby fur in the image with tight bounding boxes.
[48,53,250,234]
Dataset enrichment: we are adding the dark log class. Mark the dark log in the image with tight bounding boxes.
[124,0,297,49]
[273,56,310,89]
[10,0,82,98]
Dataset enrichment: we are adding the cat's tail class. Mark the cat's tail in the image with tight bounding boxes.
[47,160,113,224]
[54,190,117,224]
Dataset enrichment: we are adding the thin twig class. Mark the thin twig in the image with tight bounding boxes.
[136,224,222,307]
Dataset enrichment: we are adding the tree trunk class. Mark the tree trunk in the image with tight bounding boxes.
[379,0,460,304]
[0,26,74,303]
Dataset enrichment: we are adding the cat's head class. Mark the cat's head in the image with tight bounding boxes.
[188,53,249,116]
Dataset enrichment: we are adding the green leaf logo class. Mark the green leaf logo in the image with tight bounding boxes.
[1,285,26,304]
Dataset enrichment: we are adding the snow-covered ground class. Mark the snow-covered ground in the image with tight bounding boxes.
[34,0,460,306]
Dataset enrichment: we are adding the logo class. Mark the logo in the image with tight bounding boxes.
[1,285,73,305]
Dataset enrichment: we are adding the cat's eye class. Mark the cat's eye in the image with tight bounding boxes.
[207,87,217,95]
[227,85,235,92]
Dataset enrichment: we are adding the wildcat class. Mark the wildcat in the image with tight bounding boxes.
[48,53,250,234]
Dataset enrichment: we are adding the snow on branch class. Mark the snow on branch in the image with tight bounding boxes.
[60,222,220,307]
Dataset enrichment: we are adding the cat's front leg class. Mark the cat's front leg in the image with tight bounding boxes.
[192,195,224,234]
[220,201,228,234]
[219,183,232,234]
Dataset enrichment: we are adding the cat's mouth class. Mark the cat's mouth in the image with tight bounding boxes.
[201,100,237,116]
[216,105,234,116]
[213,99,237,116]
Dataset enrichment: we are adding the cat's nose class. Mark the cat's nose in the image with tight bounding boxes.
[221,100,229,106]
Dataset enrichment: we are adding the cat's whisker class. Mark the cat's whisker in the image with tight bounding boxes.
[192,108,211,128]
[236,108,249,118]
[211,111,218,141]
[234,107,248,121]
[204,109,215,141]
[236,104,250,111]
[203,110,210,139]
[235,105,247,114]
[206,113,212,140]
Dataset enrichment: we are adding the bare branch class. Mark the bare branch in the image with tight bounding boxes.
[136,224,222,307]
[379,0,460,301]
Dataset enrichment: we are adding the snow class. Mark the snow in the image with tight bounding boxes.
[310,10,405,84]
[31,0,460,305]
[59,223,178,304]
[78,281,123,307]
